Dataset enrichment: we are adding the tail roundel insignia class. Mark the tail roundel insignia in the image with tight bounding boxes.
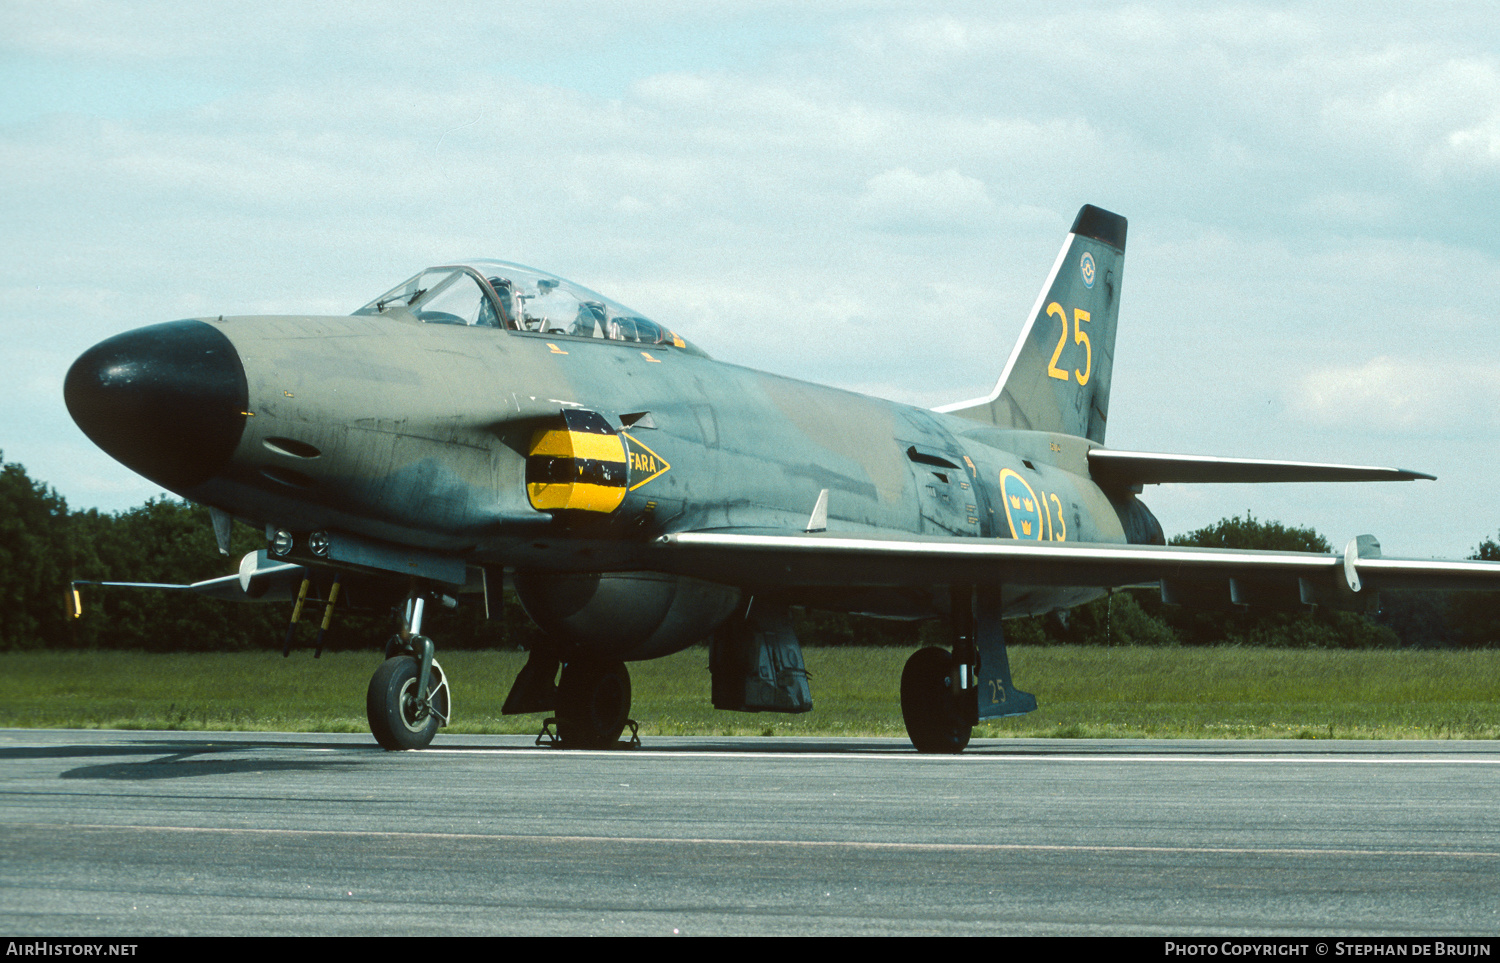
[526,409,629,512]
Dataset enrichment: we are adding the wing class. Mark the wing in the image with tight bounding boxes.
[68,551,307,617]
[651,531,1500,600]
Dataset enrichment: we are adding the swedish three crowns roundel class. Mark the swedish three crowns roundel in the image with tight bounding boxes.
[999,468,1044,540]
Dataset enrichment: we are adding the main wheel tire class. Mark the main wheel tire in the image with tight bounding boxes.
[900,646,972,754]
[556,661,631,749]
[367,656,447,751]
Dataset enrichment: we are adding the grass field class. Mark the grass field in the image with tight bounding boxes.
[2,646,1497,740]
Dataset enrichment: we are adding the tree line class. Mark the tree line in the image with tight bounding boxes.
[2,453,1496,651]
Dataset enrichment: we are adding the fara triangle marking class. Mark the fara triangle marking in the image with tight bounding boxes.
[621,431,671,491]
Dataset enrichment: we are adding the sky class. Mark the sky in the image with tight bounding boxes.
[3,1,1498,559]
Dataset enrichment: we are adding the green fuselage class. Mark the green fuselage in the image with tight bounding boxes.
[189,311,1157,622]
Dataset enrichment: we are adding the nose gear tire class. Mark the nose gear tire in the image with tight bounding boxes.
[367,655,447,750]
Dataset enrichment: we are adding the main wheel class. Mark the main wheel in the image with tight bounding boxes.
[900,647,972,754]
[367,656,449,751]
[556,661,631,749]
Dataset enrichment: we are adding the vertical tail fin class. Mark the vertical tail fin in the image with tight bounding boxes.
[937,204,1126,444]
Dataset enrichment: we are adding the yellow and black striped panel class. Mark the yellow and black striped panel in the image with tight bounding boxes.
[526,409,628,512]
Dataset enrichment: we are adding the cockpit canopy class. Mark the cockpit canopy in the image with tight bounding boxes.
[353,260,699,354]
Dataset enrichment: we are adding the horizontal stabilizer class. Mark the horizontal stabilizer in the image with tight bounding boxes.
[1087,449,1433,488]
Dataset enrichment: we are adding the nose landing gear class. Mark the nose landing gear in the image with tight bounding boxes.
[367,591,450,751]
[367,652,449,750]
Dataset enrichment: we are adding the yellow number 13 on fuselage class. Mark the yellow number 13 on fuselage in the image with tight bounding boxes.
[1045,302,1091,385]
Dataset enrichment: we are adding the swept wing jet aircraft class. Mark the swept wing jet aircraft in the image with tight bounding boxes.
[64,205,1500,752]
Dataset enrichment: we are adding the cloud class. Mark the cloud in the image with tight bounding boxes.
[6,1,1500,558]
[1444,116,1500,173]
[856,167,994,233]
[1321,52,1500,182]
[1289,356,1500,434]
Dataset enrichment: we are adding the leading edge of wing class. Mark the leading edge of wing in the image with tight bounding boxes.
[651,531,1500,593]
[1086,449,1435,487]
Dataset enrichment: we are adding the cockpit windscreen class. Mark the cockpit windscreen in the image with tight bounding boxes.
[353,260,697,353]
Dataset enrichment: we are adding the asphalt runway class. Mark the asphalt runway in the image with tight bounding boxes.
[2,729,1498,937]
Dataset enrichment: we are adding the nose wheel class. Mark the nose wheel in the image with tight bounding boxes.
[367,653,449,750]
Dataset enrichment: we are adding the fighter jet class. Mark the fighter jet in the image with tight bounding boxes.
[64,205,1500,753]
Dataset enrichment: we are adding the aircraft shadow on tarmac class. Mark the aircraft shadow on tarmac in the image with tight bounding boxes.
[0,737,363,781]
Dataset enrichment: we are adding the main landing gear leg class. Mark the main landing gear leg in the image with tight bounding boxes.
[367,591,451,751]
[899,585,1039,753]
[553,660,634,750]
[900,585,979,754]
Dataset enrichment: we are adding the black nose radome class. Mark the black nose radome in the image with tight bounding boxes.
[65,320,249,491]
